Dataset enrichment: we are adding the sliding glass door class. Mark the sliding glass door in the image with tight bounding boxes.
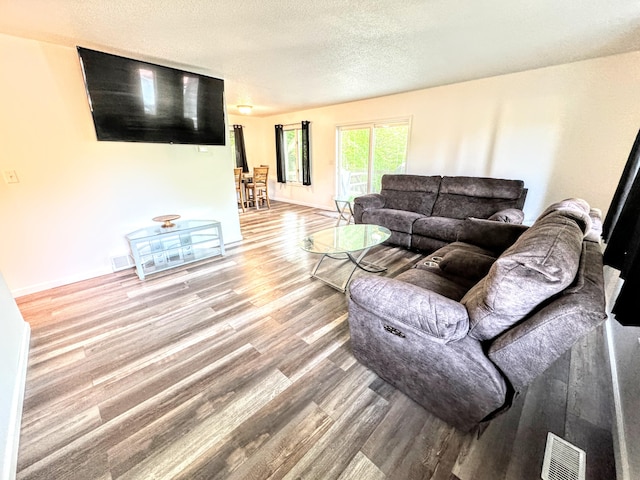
[337,120,410,201]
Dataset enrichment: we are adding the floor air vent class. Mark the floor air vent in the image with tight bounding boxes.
[110,255,134,272]
[541,432,586,480]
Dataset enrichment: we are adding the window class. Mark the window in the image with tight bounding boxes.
[284,126,303,183]
[275,121,310,185]
[337,120,410,200]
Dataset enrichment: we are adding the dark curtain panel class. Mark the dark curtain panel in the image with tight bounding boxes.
[603,128,640,242]
[233,125,249,173]
[603,128,640,325]
[275,124,286,183]
[301,121,311,186]
[611,258,640,325]
[604,172,640,272]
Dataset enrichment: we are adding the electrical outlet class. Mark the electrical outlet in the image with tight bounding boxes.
[3,170,19,184]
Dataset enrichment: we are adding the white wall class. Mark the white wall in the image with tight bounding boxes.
[238,51,640,223]
[0,271,30,480]
[3,30,640,295]
[0,34,242,295]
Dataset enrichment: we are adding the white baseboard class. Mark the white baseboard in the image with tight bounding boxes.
[12,236,243,297]
[11,267,112,297]
[1,323,30,480]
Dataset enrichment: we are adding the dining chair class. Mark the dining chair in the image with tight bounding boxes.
[246,166,270,209]
[234,167,245,212]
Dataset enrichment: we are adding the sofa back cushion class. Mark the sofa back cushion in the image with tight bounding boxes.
[487,241,607,389]
[535,197,592,233]
[380,174,441,215]
[431,176,525,219]
[461,208,586,341]
[457,217,529,254]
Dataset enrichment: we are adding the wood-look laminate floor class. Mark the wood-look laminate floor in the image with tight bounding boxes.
[15,201,615,480]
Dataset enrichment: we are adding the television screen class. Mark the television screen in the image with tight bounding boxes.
[77,47,226,145]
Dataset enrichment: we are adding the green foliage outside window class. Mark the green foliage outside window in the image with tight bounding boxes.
[340,129,370,172]
[338,122,409,200]
[371,124,408,192]
[285,129,302,182]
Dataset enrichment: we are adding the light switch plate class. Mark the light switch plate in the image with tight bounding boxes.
[3,170,19,184]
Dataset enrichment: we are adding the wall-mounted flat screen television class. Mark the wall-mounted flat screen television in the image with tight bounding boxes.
[77,47,226,145]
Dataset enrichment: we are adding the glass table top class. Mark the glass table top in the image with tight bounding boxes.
[300,224,391,254]
[126,220,217,241]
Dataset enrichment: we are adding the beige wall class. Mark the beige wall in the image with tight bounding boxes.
[236,51,640,225]
[0,33,242,295]
[3,29,640,294]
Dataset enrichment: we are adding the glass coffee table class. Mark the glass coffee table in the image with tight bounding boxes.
[300,224,391,292]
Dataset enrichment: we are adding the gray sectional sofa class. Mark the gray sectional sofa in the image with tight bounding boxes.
[353,174,527,252]
[347,198,607,431]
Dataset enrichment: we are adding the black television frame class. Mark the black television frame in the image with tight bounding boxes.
[77,47,226,146]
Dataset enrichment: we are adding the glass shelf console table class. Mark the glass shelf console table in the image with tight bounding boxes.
[126,219,224,280]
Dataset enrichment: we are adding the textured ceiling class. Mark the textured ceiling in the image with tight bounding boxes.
[1,0,640,116]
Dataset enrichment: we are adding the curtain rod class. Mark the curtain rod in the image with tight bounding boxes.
[236,122,310,128]
[282,121,311,127]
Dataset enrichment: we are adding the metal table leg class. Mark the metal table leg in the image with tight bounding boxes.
[310,247,386,293]
[334,199,354,226]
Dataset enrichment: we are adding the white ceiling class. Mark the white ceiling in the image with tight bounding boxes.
[2,0,640,116]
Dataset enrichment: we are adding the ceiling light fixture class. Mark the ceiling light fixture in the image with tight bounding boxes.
[237,105,253,115]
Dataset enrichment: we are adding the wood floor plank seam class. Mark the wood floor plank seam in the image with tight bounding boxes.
[15,201,616,480]
[18,343,259,477]
[115,369,292,480]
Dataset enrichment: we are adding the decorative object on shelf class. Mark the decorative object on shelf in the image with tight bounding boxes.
[152,214,181,228]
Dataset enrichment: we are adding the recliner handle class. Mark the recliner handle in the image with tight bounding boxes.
[383,324,406,338]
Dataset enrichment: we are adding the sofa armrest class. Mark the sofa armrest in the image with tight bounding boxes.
[348,279,507,431]
[353,193,385,223]
[349,275,469,343]
[457,217,529,255]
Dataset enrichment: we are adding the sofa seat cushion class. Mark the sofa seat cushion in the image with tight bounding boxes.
[462,210,586,341]
[409,242,497,291]
[410,236,448,253]
[412,216,465,242]
[396,267,471,301]
[361,208,423,234]
[438,249,496,283]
